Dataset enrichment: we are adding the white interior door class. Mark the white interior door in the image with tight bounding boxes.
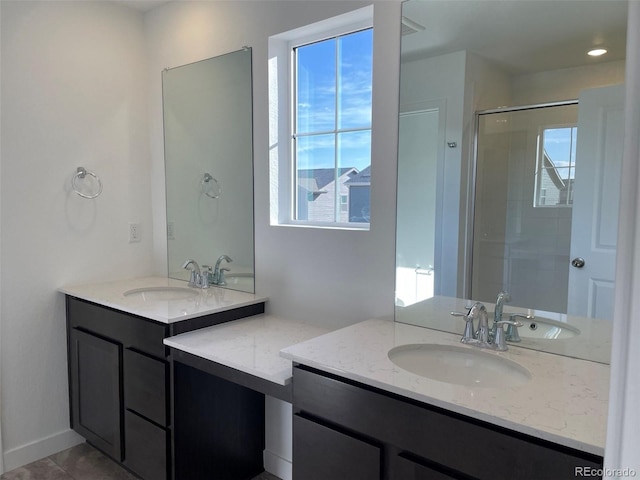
[567,84,625,319]
[395,108,440,306]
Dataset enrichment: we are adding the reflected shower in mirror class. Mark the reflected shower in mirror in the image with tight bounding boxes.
[395,0,627,364]
[163,48,255,293]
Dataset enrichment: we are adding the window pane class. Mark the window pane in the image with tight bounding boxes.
[337,29,373,130]
[544,128,573,168]
[295,134,336,222]
[338,131,371,223]
[536,125,577,207]
[296,39,336,134]
[337,130,371,171]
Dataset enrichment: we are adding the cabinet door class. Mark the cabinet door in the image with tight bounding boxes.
[293,414,381,480]
[69,328,122,460]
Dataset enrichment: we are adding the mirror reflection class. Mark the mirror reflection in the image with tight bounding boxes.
[163,48,255,293]
[395,0,627,364]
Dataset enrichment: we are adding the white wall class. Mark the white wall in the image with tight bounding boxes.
[0,0,154,470]
[511,60,626,106]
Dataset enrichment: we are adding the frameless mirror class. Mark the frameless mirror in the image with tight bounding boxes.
[163,48,255,293]
[395,0,627,363]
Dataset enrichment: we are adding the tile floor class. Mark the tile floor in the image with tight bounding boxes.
[0,443,281,480]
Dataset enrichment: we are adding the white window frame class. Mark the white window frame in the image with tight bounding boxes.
[268,6,373,230]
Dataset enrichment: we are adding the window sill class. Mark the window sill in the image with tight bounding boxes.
[274,221,370,232]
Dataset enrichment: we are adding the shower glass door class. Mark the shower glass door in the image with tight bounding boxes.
[472,103,579,313]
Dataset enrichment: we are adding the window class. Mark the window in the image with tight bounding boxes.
[268,7,373,229]
[534,126,577,207]
[293,28,373,225]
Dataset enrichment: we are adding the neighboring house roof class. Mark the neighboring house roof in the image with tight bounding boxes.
[297,177,324,194]
[297,167,358,193]
[542,151,567,190]
[345,165,371,186]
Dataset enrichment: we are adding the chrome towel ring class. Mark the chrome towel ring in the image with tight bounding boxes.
[72,167,103,199]
[201,173,221,199]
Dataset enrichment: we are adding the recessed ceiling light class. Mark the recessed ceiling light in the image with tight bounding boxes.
[588,48,608,57]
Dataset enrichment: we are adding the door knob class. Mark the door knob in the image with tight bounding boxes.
[571,257,586,268]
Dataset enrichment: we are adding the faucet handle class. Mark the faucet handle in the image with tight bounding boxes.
[493,319,523,351]
[450,311,475,344]
[217,267,230,286]
[505,314,533,342]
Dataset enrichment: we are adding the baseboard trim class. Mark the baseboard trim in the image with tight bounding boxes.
[264,449,292,480]
[3,428,84,473]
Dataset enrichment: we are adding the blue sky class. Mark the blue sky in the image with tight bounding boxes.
[295,29,373,172]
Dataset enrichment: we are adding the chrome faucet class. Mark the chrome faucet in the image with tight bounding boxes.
[182,259,205,288]
[451,302,491,348]
[212,255,232,285]
[492,291,512,339]
[451,301,522,351]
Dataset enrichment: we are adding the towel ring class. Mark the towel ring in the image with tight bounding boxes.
[72,167,103,199]
[201,173,221,199]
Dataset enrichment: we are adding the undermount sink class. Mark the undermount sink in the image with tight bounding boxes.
[513,317,580,340]
[123,286,198,301]
[388,343,531,388]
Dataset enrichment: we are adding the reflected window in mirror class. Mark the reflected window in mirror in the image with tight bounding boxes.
[535,126,577,207]
[268,6,373,230]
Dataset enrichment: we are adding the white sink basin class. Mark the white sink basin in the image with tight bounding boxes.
[388,343,531,388]
[123,286,198,301]
[514,317,580,340]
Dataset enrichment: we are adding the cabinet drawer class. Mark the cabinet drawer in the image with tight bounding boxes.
[293,414,381,480]
[293,366,602,480]
[124,410,168,480]
[124,349,168,426]
[67,297,167,358]
[394,453,469,480]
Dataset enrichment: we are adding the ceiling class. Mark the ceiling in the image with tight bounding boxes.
[401,0,628,75]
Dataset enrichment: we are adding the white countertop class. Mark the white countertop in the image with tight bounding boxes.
[164,315,329,385]
[60,276,268,324]
[280,318,609,456]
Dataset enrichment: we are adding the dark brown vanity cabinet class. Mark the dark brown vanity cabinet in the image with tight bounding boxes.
[292,365,604,480]
[66,295,264,480]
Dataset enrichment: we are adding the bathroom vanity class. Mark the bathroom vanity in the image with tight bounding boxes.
[281,319,609,480]
[164,315,328,479]
[60,276,267,480]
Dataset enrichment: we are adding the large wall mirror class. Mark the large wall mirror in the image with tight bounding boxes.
[163,48,255,293]
[395,0,627,363]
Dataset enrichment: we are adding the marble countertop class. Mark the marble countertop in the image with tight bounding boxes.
[164,315,329,385]
[59,276,268,324]
[280,318,610,456]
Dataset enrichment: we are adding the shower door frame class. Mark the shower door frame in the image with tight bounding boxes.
[465,99,579,301]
